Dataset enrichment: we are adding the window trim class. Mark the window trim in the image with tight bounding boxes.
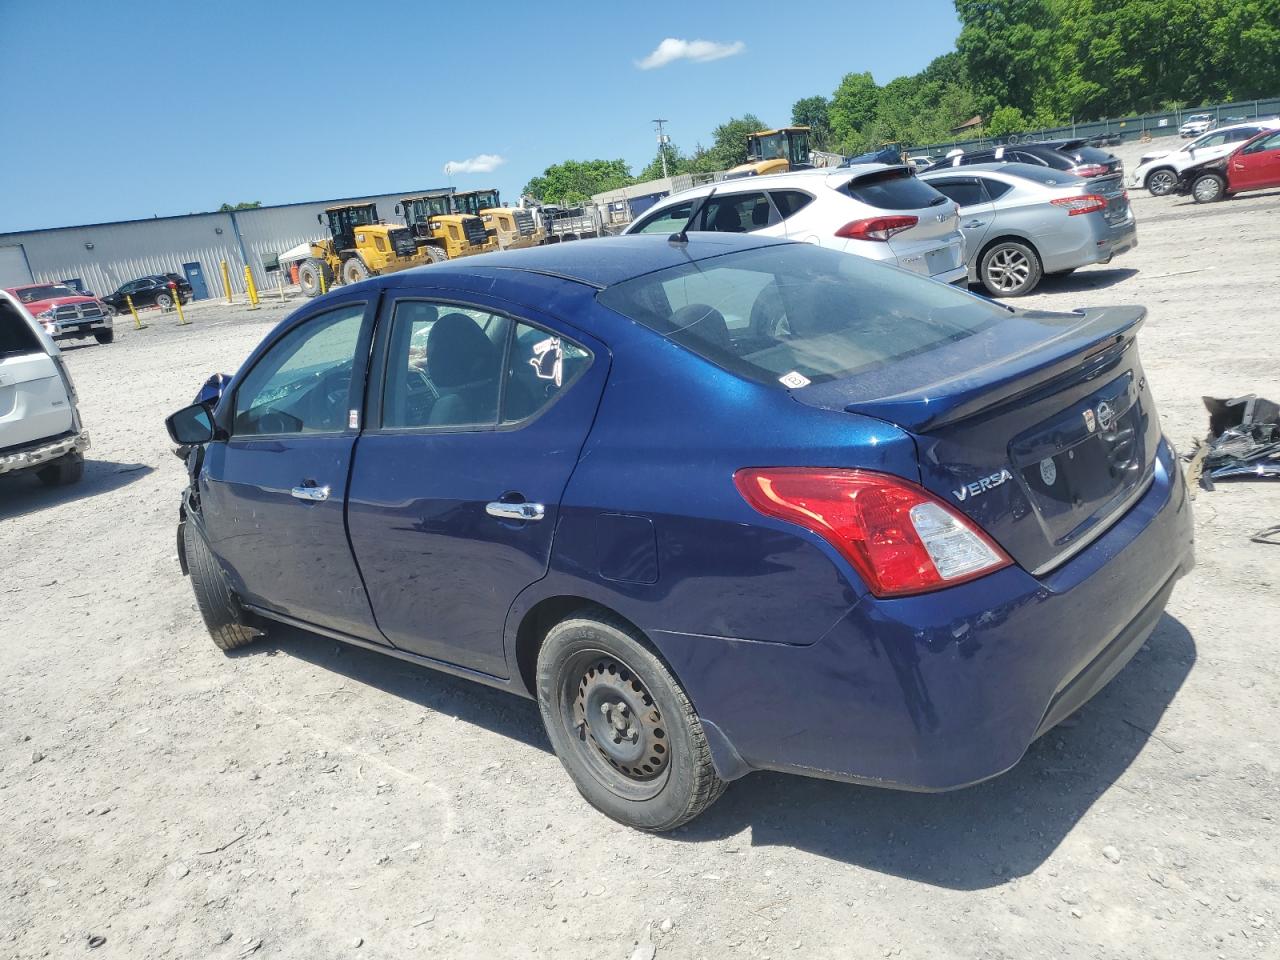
[222,297,375,442]
[767,188,816,220]
[365,294,594,437]
[696,190,782,233]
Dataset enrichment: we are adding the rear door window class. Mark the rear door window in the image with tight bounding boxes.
[927,178,987,207]
[844,169,948,210]
[1,299,44,357]
[699,193,776,233]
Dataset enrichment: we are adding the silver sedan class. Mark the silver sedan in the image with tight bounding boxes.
[920,163,1137,297]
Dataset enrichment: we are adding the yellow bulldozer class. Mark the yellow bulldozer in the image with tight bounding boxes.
[295,203,431,298]
[396,193,498,260]
[451,189,545,249]
[726,126,813,178]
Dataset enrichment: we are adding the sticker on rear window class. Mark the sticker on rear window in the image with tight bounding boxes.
[530,336,563,387]
[779,371,811,389]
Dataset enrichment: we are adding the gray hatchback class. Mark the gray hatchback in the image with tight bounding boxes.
[921,163,1137,297]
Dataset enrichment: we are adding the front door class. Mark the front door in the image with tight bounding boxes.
[1230,130,1280,191]
[199,298,382,641]
[183,261,210,300]
[345,293,609,676]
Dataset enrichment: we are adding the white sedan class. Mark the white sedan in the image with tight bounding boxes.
[623,166,968,285]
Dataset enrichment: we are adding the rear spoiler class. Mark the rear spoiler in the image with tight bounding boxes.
[842,306,1147,431]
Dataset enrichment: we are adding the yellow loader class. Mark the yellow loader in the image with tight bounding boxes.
[452,189,545,249]
[396,193,498,260]
[726,126,813,178]
[297,203,430,298]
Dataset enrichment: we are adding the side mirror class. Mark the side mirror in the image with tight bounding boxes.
[166,403,216,445]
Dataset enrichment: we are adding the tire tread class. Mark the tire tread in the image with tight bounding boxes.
[184,520,258,652]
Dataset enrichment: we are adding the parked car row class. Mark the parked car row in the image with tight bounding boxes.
[1130,119,1280,196]
[1172,127,1280,203]
[624,137,1136,298]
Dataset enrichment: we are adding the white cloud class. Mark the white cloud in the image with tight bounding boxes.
[636,38,745,70]
[443,153,506,176]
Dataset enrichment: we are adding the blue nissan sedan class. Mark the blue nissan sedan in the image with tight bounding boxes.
[166,235,1194,831]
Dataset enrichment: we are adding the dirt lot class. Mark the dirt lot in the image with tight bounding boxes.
[3,180,1279,960]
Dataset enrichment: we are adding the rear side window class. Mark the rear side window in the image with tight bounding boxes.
[632,200,694,235]
[502,321,591,424]
[598,243,1005,387]
[1008,150,1048,166]
[1224,127,1259,143]
[699,192,775,233]
[983,179,1014,200]
[928,179,986,207]
[769,190,814,218]
[844,169,947,210]
[1,299,44,358]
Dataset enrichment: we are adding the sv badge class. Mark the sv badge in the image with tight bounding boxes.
[954,468,1013,502]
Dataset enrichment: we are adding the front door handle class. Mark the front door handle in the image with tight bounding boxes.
[486,501,545,521]
[963,219,987,228]
[291,484,330,502]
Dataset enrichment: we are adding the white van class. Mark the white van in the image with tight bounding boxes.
[0,288,89,486]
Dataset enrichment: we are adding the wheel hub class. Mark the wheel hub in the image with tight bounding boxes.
[574,659,669,781]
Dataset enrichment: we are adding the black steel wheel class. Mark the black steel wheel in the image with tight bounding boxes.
[536,612,726,831]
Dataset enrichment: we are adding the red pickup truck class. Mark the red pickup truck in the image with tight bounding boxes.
[6,282,114,345]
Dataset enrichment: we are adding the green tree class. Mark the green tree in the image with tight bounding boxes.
[637,142,687,182]
[829,72,880,152]
[985,104,1029,137]
[522,159,634,204]
[689,114,767,172]
[790,95,832,149]
[218,201,261,211]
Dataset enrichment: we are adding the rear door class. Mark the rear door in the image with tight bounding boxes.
[345,291,609,677]
[923,176,994,255]
[199,298,381,640]
[1231,131,1280,190]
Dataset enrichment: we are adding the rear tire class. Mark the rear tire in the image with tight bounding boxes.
[1191,173,1225,203]
[536,611,726,831]
[183,519,260,652]
[1145,168,1177,196]
[94,329,114,344]
[36,450,84,486]
[979,240,1042,297]
[425,245,447,264]
[155,292,173,310]
[298,258,331,298]
[341,257,370,285]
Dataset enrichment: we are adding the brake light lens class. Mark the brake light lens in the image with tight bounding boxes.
[835,215,918,242]
[1050,194,1107,216]
[734,468,1012,597]
[1071,163,1109,177]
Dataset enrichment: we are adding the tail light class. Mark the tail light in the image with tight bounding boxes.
[1050,194,1107,216]
[835,215,918,242]
[1071,163,1109,177]
[734,468,1012,597]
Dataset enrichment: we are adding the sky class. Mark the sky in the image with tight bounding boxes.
[0,0,962,233]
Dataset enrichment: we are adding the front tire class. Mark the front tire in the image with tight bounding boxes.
[183,519,260,652]
[1145,168,1177,196]
[94,328,114,344]
[36,450,84,486]
[1191,173,1225,203]
[340,257,370,285]
[297,258,332,298]
[979,240,1042,297]
[536,612,726,831]
[425,245,447,264]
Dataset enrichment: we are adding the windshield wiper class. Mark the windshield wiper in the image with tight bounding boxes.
[669,187,718,246]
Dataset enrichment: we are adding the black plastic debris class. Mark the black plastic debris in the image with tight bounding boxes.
[1187,394,1280,490]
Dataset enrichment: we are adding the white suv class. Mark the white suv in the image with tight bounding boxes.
[0,289,89,486]
[1132,119,1280,195]
[623,166,968,285]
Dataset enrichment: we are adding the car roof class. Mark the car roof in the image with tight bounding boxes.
[662,164,894,199]
[923,162,1085,186]
[386,234,792,290]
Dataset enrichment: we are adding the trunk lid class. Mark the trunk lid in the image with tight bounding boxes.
[794,305,1160,574]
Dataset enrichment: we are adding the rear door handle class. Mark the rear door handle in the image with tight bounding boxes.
[291,484,330,502]
[486,501,545,521]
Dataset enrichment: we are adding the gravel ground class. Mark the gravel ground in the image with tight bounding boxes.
[2,179,1278,960]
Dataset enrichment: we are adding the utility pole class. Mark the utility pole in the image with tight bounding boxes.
[652,119,670,179]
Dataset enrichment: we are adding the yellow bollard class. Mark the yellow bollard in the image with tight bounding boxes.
[171,286,189,325]
[125,294,146,330]
[318,264,328,296]
[220,260,233,303]
[243,265,260,310]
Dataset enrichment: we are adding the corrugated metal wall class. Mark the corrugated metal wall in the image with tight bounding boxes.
[0,189,445,298]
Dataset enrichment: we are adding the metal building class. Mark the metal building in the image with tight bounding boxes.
[0,188,449,299]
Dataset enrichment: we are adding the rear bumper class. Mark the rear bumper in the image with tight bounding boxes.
[651,438,1194,790]
[0,429,90,477]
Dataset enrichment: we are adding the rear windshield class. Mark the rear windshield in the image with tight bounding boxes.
[1070,146,1115,164]
[597,244,1006,387]
[995,164,1086,187]
[845,168,948,210]
[1,299,44,358]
